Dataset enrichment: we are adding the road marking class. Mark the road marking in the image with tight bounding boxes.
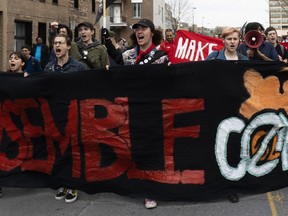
[267,192,278,216]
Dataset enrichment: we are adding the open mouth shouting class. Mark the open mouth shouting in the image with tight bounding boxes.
[53,37,68,58]
[9,63,16,70]
[136,35,145,44]
[81,34,88,41]
[55,48,62,56]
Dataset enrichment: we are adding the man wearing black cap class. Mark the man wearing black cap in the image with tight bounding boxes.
[70,21,110,69]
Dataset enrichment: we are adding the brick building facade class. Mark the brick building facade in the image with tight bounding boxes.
[0,0,168,71]
[1,0,100,71]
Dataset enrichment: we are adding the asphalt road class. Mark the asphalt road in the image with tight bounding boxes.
[0,187,287,216]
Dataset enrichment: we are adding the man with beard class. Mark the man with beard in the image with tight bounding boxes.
[70,22,110,69]
[159,29,175,61]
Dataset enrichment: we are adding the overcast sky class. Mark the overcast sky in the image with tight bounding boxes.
[186,0,269,28]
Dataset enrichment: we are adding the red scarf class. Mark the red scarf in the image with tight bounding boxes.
[135,44,155,64]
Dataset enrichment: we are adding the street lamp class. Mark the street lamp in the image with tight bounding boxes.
[192,7,196,32]
[202,17,205,34]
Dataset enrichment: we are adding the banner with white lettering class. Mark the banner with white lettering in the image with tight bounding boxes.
[0,60,287,201]
[171,30,224,63]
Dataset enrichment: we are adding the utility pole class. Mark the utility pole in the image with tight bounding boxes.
[192,7,196,32]
[202,17,205,34]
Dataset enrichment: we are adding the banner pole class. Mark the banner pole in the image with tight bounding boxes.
[103,0,106,28]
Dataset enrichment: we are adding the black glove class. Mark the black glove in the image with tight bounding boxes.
[101,28,110,45]
[102,28,110,40]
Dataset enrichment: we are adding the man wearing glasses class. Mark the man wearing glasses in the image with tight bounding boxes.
[44,34,87,73]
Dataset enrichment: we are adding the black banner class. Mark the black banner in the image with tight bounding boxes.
[0,61,287,201]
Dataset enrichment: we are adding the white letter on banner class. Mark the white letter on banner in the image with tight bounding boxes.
[243,113,284,177]
[175,37,188,59]
[215,117,246,181]
[194,42,209,61]
[278,112,288,171]
[186,40,196,61]
[208,44,218,55]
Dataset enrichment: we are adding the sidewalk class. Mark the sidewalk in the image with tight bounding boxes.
[0,187,286,216]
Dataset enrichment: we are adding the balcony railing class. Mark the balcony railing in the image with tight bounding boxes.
[110,16,128,27]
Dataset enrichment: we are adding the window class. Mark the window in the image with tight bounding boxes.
[14,21,32,51]
[74,0,79,9]
[39,0,45,2]
[133,3,141,18]
[38,22,47,45]
[52,0,58,4]
[92,0,96,13]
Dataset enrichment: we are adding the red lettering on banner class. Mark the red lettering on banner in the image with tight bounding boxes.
[0,96,205,184]
[0,99,26,171]
[128,98,205,184]
[39,98,80,177]
[20,98,55,174]
[80,98,131,182]
[0,98,55,174]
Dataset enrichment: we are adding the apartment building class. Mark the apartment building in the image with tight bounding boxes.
[269,0,288,35]
[101,0,167,45]
[0,0,170,71]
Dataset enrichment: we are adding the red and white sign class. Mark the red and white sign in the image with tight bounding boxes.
[170,30,224,63]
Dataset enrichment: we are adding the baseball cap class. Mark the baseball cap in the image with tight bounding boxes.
[109,31,116,38]
[76,22,94,30]
[132,19,155,31]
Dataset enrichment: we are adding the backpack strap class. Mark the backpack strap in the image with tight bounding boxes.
[77,45,95,69]
[137,50,167,65]
[210,51,220,60]
[280,44,285,57]
[31,56,35,65]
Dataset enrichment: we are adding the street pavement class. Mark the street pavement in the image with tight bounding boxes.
[0,187,287,216]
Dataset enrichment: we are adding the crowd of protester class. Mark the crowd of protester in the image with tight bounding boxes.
[3,19,287,208]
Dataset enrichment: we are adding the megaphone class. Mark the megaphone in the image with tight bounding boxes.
[244,30,263,48]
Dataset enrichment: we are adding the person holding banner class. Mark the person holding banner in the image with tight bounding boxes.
[103,18,169,209]
[7,51,29,77]
[2,52,29,196]
[205,27,248,61]
[205,27,248,204]
[238,22,279,61]
[44,34,87,203]
[44,34,87,73]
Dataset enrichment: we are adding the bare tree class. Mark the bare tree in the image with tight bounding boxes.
[214,26,225,37]
[166,0,192,33]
